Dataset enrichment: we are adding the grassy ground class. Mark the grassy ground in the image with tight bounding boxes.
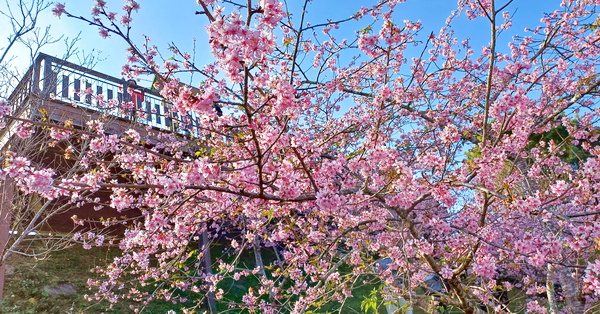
[0,242,381,314]
[0,242,188,314]
[2,243,112,313]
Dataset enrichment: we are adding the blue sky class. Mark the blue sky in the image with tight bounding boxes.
[1,0,562,89]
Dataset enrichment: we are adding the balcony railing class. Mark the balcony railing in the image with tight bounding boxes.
[7,53,198,135]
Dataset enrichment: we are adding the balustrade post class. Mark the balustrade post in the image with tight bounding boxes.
[31,55,44,95]
[42,55,56,97]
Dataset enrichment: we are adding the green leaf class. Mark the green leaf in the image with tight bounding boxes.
[283,37,294,46]
[359,26,372,33]
[360,289,379,313]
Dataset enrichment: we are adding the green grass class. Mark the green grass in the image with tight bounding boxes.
[0,242,194,314]
[2,243,117,313]
[0,242,379,313]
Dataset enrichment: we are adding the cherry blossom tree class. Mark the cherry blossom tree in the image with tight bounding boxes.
[4,0,600,312]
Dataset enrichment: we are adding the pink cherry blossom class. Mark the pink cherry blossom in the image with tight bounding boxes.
[15,123,34,138]
[52,3,66,17]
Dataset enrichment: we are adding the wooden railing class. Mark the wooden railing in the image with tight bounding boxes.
[1,64,36,150]
[7,65,34,112]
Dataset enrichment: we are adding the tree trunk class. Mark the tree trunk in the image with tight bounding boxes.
[558,267,583,314]
[200,228,217,312]
[546,264,559,314]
